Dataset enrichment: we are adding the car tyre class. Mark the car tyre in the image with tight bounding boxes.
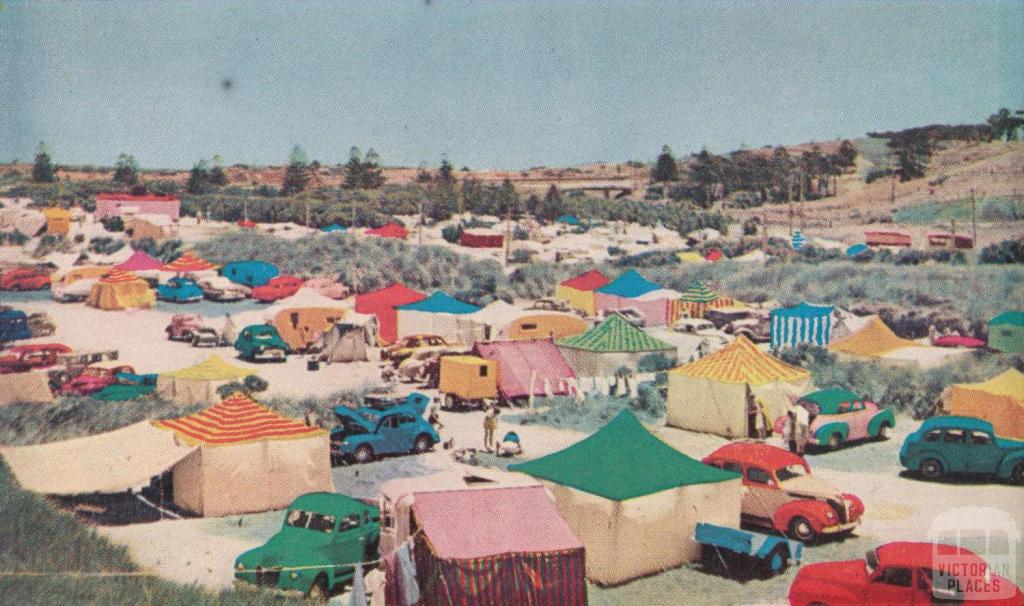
[1011,462,1024,486]
[353,445,374,464]
[760,545,789,578]
[788,516,816,543]
[875,423,890,440]
[919,458,944,481]
[307,573,329,603]
[413,434,433,454]
[828,433,843,450]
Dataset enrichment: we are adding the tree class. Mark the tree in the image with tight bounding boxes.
[540,184,565,222]
[208,154,228,186]
[651,145,678,183]
[343,146,385,189]
[281,145,310,195]
[187,158,210,194]
[887,131,933,182]
[987,108,1024,141]
[415,161,433,183]
[769,146,795,202]
[438,154,455,185]
[113,153,139,186]
[32,142,56,183]
[835,140,857,170]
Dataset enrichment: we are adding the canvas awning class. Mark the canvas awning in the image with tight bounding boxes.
[829,316,920,357]
[160,355,251,381]
[162,252,218,273]
[671,335,809,386]
[595,269,662,298]
[0,421,197,495]
[557,313,673,353]
[153,391,325,446]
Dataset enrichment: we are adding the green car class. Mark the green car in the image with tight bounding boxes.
[234,492,380,600]
[234,324,289,362]
[899,416,1024,484]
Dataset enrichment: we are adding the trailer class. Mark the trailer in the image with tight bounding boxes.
[695,522,803,580]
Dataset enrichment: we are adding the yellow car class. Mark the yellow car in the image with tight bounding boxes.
[382,334,452,366]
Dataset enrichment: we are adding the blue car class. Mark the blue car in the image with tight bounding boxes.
[157,277,203,303]
[899,416,1024,484]
[361,391,430,415]
[331,404,440,464]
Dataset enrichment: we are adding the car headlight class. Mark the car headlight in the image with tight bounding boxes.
[236,562,245,571]
[826,511,836,520]
[289,571,299,580]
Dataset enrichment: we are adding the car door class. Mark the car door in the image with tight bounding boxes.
[743,466,783,526]
[940,429,971,473]
[965,431,1002,475]
[330,514,364,583]
[375,415,404,454]
[866,566,917,604]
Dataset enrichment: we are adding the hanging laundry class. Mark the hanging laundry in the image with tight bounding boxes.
[350,562,367,606]
[396,543,420,606]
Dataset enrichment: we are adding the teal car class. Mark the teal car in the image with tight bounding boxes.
[234,492,380,600]
[899,416,1024,484]
[234,324,289,362]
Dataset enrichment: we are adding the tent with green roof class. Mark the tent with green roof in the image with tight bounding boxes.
[509,410,741,585]
[556,313,676,376]
[989,311,1024,354]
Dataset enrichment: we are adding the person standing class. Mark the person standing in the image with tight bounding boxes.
[793,402,810,455]
[483,406,500,452]
[784,408,798,453]
[427,397,443,431]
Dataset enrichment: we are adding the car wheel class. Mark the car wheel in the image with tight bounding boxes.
[306,573,329,603]
[191,337,200,347]
[788,516,816,543]
[919,458,944,481]
[760,545,789,578]
[1011,462,1024,486]
[413,434,433,454]
[875,423,890,440]
[828,433,843,449]
[353,445,374,464]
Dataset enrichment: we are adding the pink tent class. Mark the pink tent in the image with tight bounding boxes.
[474,339,575,400]
[114,250,164,272]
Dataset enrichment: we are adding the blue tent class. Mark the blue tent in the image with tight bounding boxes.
[396,292,481,314]
[846,243,869,257]
[595,269,662,299]
[770,302,834,349]
[0,310,31,343]
[556,215,580,226]
[321,224,347,233]
[222,260,279,287]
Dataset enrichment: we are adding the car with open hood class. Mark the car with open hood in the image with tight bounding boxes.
[234,492,380,601]
[774,388,895,450]
[331,403,439,464]
[900,416,1024,484]
[703,441,864,543]
[234,324,289,362]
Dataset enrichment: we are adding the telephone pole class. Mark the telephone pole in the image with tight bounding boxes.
[970,188,978,243]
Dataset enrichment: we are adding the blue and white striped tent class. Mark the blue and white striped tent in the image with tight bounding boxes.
[770,302,834,350]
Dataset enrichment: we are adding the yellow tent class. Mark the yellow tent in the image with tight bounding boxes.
[555,270,610,316]
[42,207,71,236]
[667,336,812,438]
[828,316,920,358]
[440,355,498,402]
[156,355,253,406]
[676,251,706,264]
[944,369,1024,439]
[85,269,155,310]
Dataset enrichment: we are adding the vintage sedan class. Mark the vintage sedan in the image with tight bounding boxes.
[0,343,72,374]
[774,388,895,450]
[381,334,452,366]
[0,267,51,291]
[331,404,439,464]
[788,542,1023,606]
[703,441,864,543]
[251,275,303,302]
[156,277,204,303]
[234,324,289,362]
[899,416,1024,484]
[234,492,380,601]
[57,361,136,396]
[198,276,249,302]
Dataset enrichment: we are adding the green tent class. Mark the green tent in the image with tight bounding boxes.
[989,311,1024,354]
[509,409,738,501]
[556,314,675,376]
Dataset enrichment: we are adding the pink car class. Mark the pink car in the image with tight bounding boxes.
[774,388,895,450]
[57,362,135,396]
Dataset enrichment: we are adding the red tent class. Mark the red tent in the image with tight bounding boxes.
[354,283,426,344]
[114,250,164,272]
[237,219,256,229]
[459,231,504,248]
[704,248,724,262]
[410,486,587,606]
[559,269,609,291]
[364,223,408,239]
[474,340,576,400]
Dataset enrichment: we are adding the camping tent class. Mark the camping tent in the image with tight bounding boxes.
[154,392,332,516]
[509,410,741,585]
[114,250,164,273]
[846,243,870,257]
[0,371,54,405]
[770,302,835,350]
[556,269,610,316]
[156,355,253,406]
[676,251,706,264]
[411,486,587,606]
[364,223,407,239]
[475,340,576,401]
[829,316,920,358]
[556,215,580,226]
[316,312,378,363]
[162,252,218,274]
[320,223,347,233]
[557,313,675,377]
[0,421,197,495]
[497,313,588,341]
[355,283,427,345]
[395,292,482,344]
[86,269,155,310]
[943,369,1024,439]
[594,270,682,326]
[678,283,736,319]
[222,260,279,287]
[459,229,504,248]
[41,207,71,236]
[667,336,812,438]
[258,289,351,351]
[988,311,1024,354]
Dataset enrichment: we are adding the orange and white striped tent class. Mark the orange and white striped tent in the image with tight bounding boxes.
[666,336,812,438]
[161,252,219,273]
[153,392,332,516]
[86,269,155,310]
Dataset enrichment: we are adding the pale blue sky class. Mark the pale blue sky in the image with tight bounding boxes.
[2,1,1022,169]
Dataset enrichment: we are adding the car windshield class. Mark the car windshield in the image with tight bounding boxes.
[865,549,880,576]
[285,509,336,533]
[775,464,808,482]
[252,332,275,340]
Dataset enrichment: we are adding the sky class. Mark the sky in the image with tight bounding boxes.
[1,0,1022,170]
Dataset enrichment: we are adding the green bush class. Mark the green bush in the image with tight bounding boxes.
[100,215,124,232]
[215,381,246,399]
[87,236,126,256]
[979,238,1024,264]
[633,381,666,416]
[637,352,676,372]
[242,374,269,393]
[441,223,463,243]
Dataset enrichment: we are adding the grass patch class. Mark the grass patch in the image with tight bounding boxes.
[893,197,1024,224]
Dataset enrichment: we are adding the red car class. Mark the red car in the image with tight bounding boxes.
[703,441,864,543]
[789,542,1023,606]
[57,362,135,396]
[0,267,52,291]
[0,343,72,374]
[251,275,303,302]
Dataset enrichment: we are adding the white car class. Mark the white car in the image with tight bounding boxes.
[198,276,250,302]
[671,317,732,347]
[598,307,645,327]
[52,278,97,303]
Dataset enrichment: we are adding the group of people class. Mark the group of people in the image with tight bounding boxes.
[745,389,811,454]
[424,398,522,458]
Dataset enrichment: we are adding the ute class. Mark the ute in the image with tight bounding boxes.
[703,441,864,543]
[234,324,289,362]
[331,404,439,464]
[899,416,1024,484]
[234,492,380,601]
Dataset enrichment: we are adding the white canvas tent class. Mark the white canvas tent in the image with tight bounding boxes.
[316,311,379,362]
[156,355,253,406]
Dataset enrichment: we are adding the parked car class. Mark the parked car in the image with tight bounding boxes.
[528,298,571,313]
[27,312,56,337]
[52,277,98,303]
[395,346,469,384]
[251,275,303,302]
[331,404,440,464]
[198,276,249,302]
[703,441,864,543]
[191,327,227,347]
[303,277,350,300]
[773,389,896,450]
[94,372,158,401]
[0,309,32,344]
[165,313,205,341]
[57,361,136,396]
[788,541,1023,606]
[157,277,204,303]
[671,317,733,347]
[361,392,430,415]
[0,267,51,291]
[0,343,72,374]
[707,307,771,343]
[234,324,289,362]
[899,416,1024,484]
[234,492,380,601]
[382,334,452,366]
[598,307,645,327]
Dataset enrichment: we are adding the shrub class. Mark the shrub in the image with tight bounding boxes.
[87,236,126,256]
[216,382,246,399]
[441,224,463,243]
[509,248,533,264]
[0,230,28,246]
[633,381,666,416]
[637,352,676,372]
[979,238,1024,264]
[607,246,625,256]
[100,215,124,232]
[243,374,269,393]
[513,225,529,241]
